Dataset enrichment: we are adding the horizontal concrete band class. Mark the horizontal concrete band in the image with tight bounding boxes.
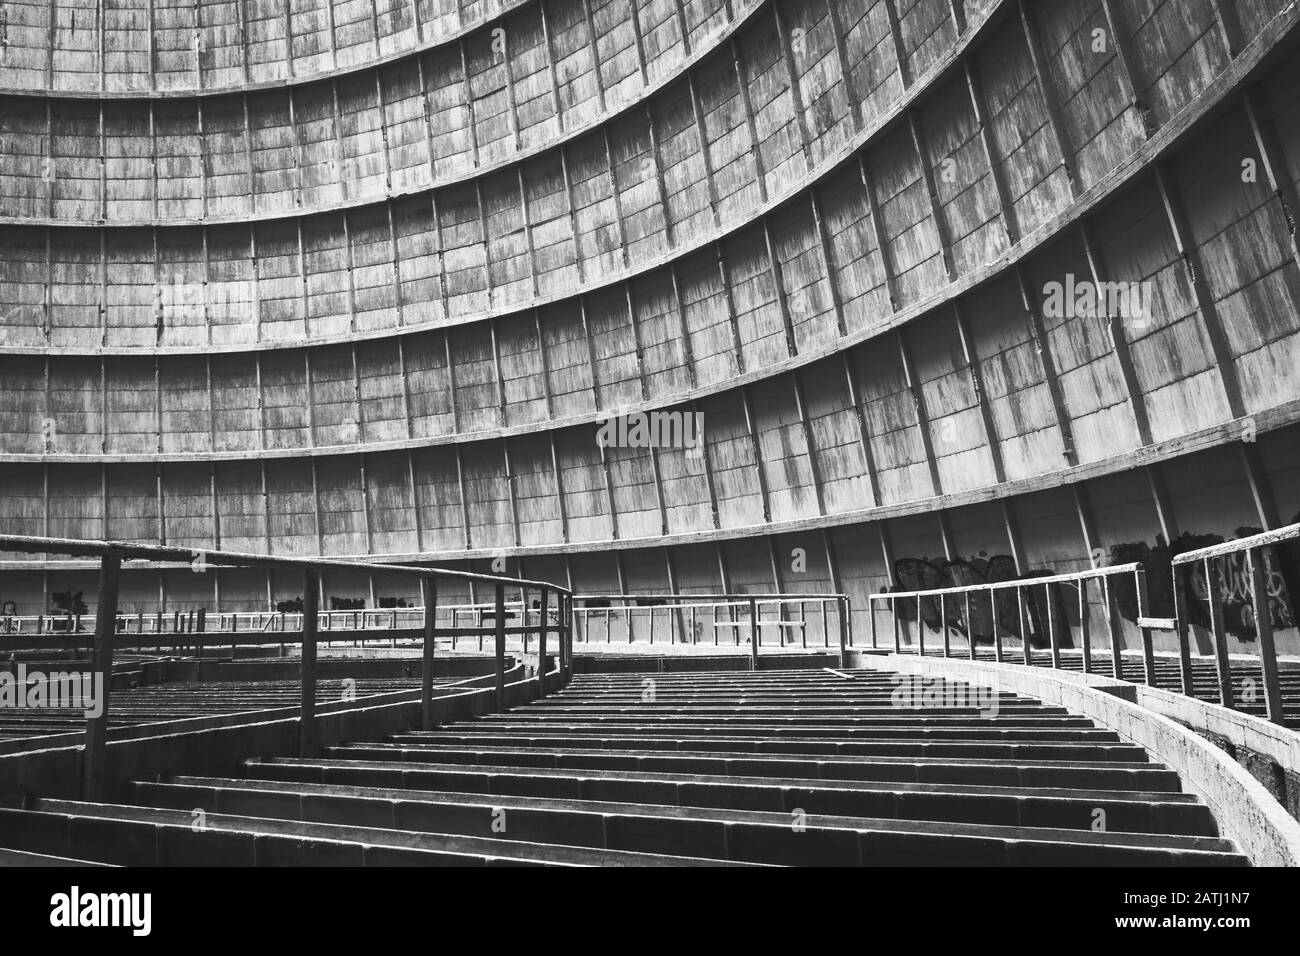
[0,398,1293,573]
[847,651,1300,867]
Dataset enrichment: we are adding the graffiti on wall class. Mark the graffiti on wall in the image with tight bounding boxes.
[891,553,1068,647]
[1107,517,1300,642]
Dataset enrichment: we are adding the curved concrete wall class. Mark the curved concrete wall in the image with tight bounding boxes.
[3,0,1300,641]
[0,0,762,222]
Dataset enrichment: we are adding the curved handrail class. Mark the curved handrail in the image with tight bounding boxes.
[0,532,575,800]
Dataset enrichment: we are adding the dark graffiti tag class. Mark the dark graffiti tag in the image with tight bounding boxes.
[891,554,1067,647]
[1108,519,1300,642]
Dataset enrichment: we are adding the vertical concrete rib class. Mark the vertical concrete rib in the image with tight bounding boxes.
[908,110,955,282]
[740,384,772,523]
[762,216,798,358]
[1243,86,1300,273]
[842,352,881,508]
[1017,0,1077,198]
[860,155,899,310]
[1078,220,1153,446]
[686,72,723,229]
[731,38,767,203]
[897,327,942,497]
[953,299,1005,482]
[964,60,1018,245]
[1152,166,1247,420]
[791,370,826,516]
[771,0,814,172]
[1014,262,1077,465]
[882,0,910,90]
[1097,0,1153,137]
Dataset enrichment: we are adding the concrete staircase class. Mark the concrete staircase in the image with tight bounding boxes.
[0,669,1248,865]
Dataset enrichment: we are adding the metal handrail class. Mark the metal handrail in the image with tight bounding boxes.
[0,533,563,589]
[1172,522,1300,565]
[572,592,851,667]
[866,536,1298,727]
[866,563,1155,683]
[0,533,575,800]
[1168,521,1299,724]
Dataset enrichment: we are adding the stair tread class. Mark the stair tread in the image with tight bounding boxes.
[140,776,1239,855]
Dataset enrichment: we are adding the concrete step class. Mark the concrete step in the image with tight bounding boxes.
[0,802,756,867]
[463,717,1127,741]
[345,740,1178,790]
[129,776,1244,866]
[0,667,1248,865]
[386,729,1151,762]
[246,756,1215,835]
[0,846,112,867]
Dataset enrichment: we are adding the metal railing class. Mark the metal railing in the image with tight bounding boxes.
[866,563,1157,681]
[0,534,574,799]
[575,593,851,667]
[867,523,1300,726]
[1170,521,1300,725]
[0,601,546,638]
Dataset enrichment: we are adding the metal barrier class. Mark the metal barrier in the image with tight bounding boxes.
[1170,521,1300,725]
[0,602,534,638]
[0,601,563,661]
[866,563,1156,681]
[575,593,851,668]
[0,534,574,799]
[867,528,1300,727]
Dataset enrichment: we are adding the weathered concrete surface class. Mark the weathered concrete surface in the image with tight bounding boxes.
[848,650,1300,866]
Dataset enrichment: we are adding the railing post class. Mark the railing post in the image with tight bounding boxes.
[1206,559,1234,709]
[1079,578,1092,674]
[891,596,900,653]
[868,597,877,649]
[916,595,925,658]
[940,593,949,658]
[538,588,549,696]
[420,578,438,730]
[1105,577,1124,682]
[964,592,974,660]
[81,551,122,801]
[992,589,1003,663]
[1136,568,1156,687]
[1019,586,1031,666]
[838,597,848,668]
[690,604,697,644]
[563,593,573,677]
[1046,582,1060,670]
[494,583,507,710]
[1248,548,1285,724]
[300,569,319,759]
[522,588,530,655]
[749,598,759,670]
[1173,565,1194,695]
